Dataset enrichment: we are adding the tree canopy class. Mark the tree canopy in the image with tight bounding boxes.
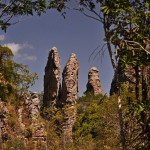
[0,0,46,31]
[0,46,38,103]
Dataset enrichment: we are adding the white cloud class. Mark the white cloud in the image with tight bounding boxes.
[0,35,5,41]
[3,43,32,55]
[3,42,36,61]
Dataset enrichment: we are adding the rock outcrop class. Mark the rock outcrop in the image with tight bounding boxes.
[25,92,47,149]
[61,53,79,105]
[43,49,79,146]
[85,67,102,95]
[43,47,61,107]
[61,53,79,145]
[0,101,9,146]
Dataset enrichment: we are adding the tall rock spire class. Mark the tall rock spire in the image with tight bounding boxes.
[85,67,102,95]
[43,47,61,107]
[61,53,79,105]
[61,53,79,146]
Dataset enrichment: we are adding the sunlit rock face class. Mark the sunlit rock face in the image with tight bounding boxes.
[43,47,61,107]
[61,53,79,105]
[61,53,79,145]
[85,67,102,95]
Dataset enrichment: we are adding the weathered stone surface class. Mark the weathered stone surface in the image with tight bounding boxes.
[25,92,40,121]
[25,92,47,149]
[61,53,79,145]
[43,47,61,107]
[61,53,79,105]
[18,106,25,130]
[85,67,102,95]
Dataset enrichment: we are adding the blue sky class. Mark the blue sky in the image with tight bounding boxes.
[0,9,113,96]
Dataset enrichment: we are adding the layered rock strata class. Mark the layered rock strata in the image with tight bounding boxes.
[61,53,79,145]
[43,47,61,107]
[85,67,102,95]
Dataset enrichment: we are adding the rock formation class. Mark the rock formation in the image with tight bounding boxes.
[0,101,9,146]
[85,67,102,95]
[61,53,79,145]
[61,53,79,105]
[43,47,61,107]
[25,92,47,149]
[43,49,79,146]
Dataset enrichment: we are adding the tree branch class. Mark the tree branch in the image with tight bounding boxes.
[125,40,150,55]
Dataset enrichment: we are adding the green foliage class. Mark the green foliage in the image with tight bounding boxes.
[4,138,25,150]
[119,83,150,150]
[46,122,63,150]
[73,94,120,150]
[24,127,32,139]
[41,106,64,124]
[100,0,150,66]
[0,46,38,104]
[0,0,47,31]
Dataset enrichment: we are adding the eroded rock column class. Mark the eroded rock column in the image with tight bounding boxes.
[61,53,79,146]
[43,47,61,107]
[85,67,102,95]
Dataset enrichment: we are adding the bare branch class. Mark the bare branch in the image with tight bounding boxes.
[88,43,107,63]
[125,40,150,55]
[84,1,103,22]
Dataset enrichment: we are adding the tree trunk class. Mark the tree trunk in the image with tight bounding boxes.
[117,93,127,150]
[135,65,140,101]
[103,15,116,70]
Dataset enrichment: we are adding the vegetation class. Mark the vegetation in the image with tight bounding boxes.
[0,0,47,31]
[48,1,150,149]
[73,93,120,150]
[0,46,38,104]
[0,0,149,150]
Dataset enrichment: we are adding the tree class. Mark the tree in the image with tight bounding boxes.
[0,0,47,31]
[0,46,38,104]
[73,93,120,149]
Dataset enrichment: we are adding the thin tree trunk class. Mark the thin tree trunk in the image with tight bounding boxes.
[117,93,127,150]
[135,65,139,101]
[103,15,116,70]
[142,66,148,102]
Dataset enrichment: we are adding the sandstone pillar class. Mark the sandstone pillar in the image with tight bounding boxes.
[61,53,79,147]
[43,47,61,107]
[85,67,102,95]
